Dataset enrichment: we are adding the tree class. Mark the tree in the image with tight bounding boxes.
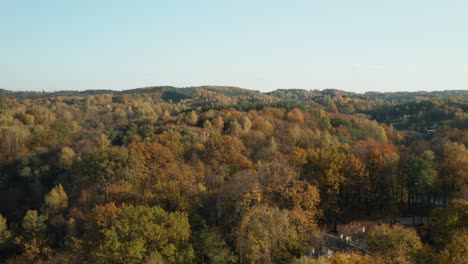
[293,256,329,264]
[216,170,261,235]
[194,228,237,264]
[129,142,202,211]
[287,108,305,123]
[17,155,50,207]
[437,229,468,264]
[212,116,224,130]
[226,119,242,136]
[428,199,468,249]
[252,117,274,136]
[364,224,422,262]
[354,140,399,214]
[58,147,76,170]
[44,184,68,215]
[185,110,199,126]
[438,140,468,204]
[240,116,252,132]
[43,184,69,247]
[77,146,133,203]
[90,205,194,264]
[339,253,374,264]
[408,150,437,205]
[289,147,307,167]
[304,147,346,231]
[203,136,252,183]
[21,210,47,242]
[0,214,12,248]
[203,119,213,129]
[237,205,302,264]
[14,210,52,262]
[342,153,368,213]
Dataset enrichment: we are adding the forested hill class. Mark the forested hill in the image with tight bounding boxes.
[0,86,466,263]
[1,86,467,101]
[2,86,466,131]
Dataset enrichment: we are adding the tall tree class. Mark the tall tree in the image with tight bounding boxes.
[237,205,308,264]
[90,205,194,264]
[43,184,68,215]
[438,140,468,204]
[0,214,12,248]
[304,147,346,231]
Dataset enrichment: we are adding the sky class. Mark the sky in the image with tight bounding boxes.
[1,0,467,93]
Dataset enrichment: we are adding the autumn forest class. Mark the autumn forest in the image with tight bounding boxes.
[0,86,466,263]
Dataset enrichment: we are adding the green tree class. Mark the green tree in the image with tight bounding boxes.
[43,184,69,248]
[408,150,437,205]
[364,224,422,262]
[15,210,52,262]
[44,184,68,215]
[194,228,237,264]
[22,210,47,238]
[77,146,133,202]
[58,147,76,170]
[18,155,50,206]
[90,205,194,264]
[0,214,12,248]
[438,141,468,204]
[203,119,213,129]
[437,229,468,264]
[428,199,468,248]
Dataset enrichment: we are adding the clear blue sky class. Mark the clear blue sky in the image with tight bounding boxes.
[1,0,467,92]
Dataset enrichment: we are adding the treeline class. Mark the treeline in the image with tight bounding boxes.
[0,87,466,263]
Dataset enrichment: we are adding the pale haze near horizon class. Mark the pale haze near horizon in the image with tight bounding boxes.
[1,0,467,93]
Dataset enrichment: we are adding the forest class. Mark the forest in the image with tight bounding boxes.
[0,86,466,263]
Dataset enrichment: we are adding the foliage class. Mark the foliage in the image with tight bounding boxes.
[194,228,237,264]
[44,184,68,215]
[428,199,468,248]
[0,87,466,262]
[437,229,468,264]
[237,205,311,263]
[89,204,194,264]
[364,224,422,261]
[0,213,12,247]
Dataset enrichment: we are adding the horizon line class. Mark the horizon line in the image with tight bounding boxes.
[1,85,466,95]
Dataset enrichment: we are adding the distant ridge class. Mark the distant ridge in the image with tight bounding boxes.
[1,86,467,102]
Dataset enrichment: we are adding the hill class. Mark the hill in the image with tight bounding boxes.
[0,86,466,263]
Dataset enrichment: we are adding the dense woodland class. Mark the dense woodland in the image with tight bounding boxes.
[0,86,466,263]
